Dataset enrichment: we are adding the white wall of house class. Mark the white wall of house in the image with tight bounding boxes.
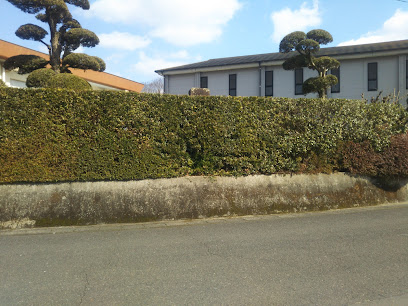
[0,60,27,88]
[200,68,260,97]
[272,65,318,99]
[235,68,260,97]
[167,65,324,98]
[0,62,5,83]
[166,73,195,95]
[0,59,129,91]
[162,54,408,107]
[8,70,27,88]
[203,70,228,96]
[328,55,405,101]
[87,81,121,91]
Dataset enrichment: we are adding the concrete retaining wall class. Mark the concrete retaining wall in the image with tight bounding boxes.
[1,173,407,228]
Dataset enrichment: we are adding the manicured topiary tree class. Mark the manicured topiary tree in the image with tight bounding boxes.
[279,29,340,99]
[4,0,105,85]
[26,68,58,88]
[3,55,49,74]
[26,67,91,90]
[47,73,91,90]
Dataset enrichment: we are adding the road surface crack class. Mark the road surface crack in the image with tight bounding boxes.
[79,273,89,306]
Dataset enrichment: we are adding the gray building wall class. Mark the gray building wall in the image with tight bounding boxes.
[328,55,405,101]
[202,70,229,96]
[164,54,408,107]
[166,73,195,95]
[201,68,260,97]
[271,65,317,99]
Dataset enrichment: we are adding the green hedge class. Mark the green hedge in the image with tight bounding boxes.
[0,88,407,183]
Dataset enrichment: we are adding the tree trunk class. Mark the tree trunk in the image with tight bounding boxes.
[47,10,61,73]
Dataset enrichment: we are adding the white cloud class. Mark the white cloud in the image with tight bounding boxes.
[74,46,85,53]
[87,0,242,46]
[105,53,127,65]
[271,0,321,43]
[98,32,151,50]
[169,50,189,59]
[338,9,408,46]
[133,51,195,81]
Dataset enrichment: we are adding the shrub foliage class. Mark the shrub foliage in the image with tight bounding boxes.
[46,73,91,90]
[342,132,408,178]
[26,68,58,88]
[26,68,90,89]
[0,88,407,183]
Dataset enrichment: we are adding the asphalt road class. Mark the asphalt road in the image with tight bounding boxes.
[1,203,408,306]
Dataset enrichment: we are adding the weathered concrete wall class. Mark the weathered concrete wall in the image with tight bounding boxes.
[1,173,407,228]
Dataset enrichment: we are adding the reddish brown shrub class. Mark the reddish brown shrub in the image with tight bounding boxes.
[342,133,408,177]
[378,132,408,177]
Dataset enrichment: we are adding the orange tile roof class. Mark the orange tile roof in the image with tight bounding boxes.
[0,39,144,92]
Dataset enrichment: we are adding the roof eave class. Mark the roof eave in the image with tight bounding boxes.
[157,47,408,75]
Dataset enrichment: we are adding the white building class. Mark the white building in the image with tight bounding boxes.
[0,39,144,92]
[156,40,408,107]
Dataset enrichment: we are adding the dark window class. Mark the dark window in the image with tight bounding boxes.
[200,76,208,88]
[265,71,273,96]
[331,67,340,93]
[295,69,303,95]
[368,62,378,91]
[229,74,237,96]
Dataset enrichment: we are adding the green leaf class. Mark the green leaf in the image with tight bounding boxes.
[4,55,49,74]
[279,31,306,53]
[15,23,48,41]
[92,56,106,72]
[64,28,99,48]
[303,75,338,98]
[296,39,320,55]
[313,56,340,71]
[282,54,309,70]
[64,0,90,10]
[62,53,101,71]
[307,29,333,45]
[26,68,58,88]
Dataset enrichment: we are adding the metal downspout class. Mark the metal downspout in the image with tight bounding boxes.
[259,62,262,97]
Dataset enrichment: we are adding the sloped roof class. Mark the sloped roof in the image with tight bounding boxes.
[0,39,144,92]
[156,39,408,74]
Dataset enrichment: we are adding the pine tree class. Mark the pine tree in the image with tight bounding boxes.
[279,29,339,99]
[4,0,105,75]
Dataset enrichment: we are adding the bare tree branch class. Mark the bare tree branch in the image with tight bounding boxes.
[142,77,164,94]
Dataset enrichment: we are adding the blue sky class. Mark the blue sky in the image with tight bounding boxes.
[1,0,408,84]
